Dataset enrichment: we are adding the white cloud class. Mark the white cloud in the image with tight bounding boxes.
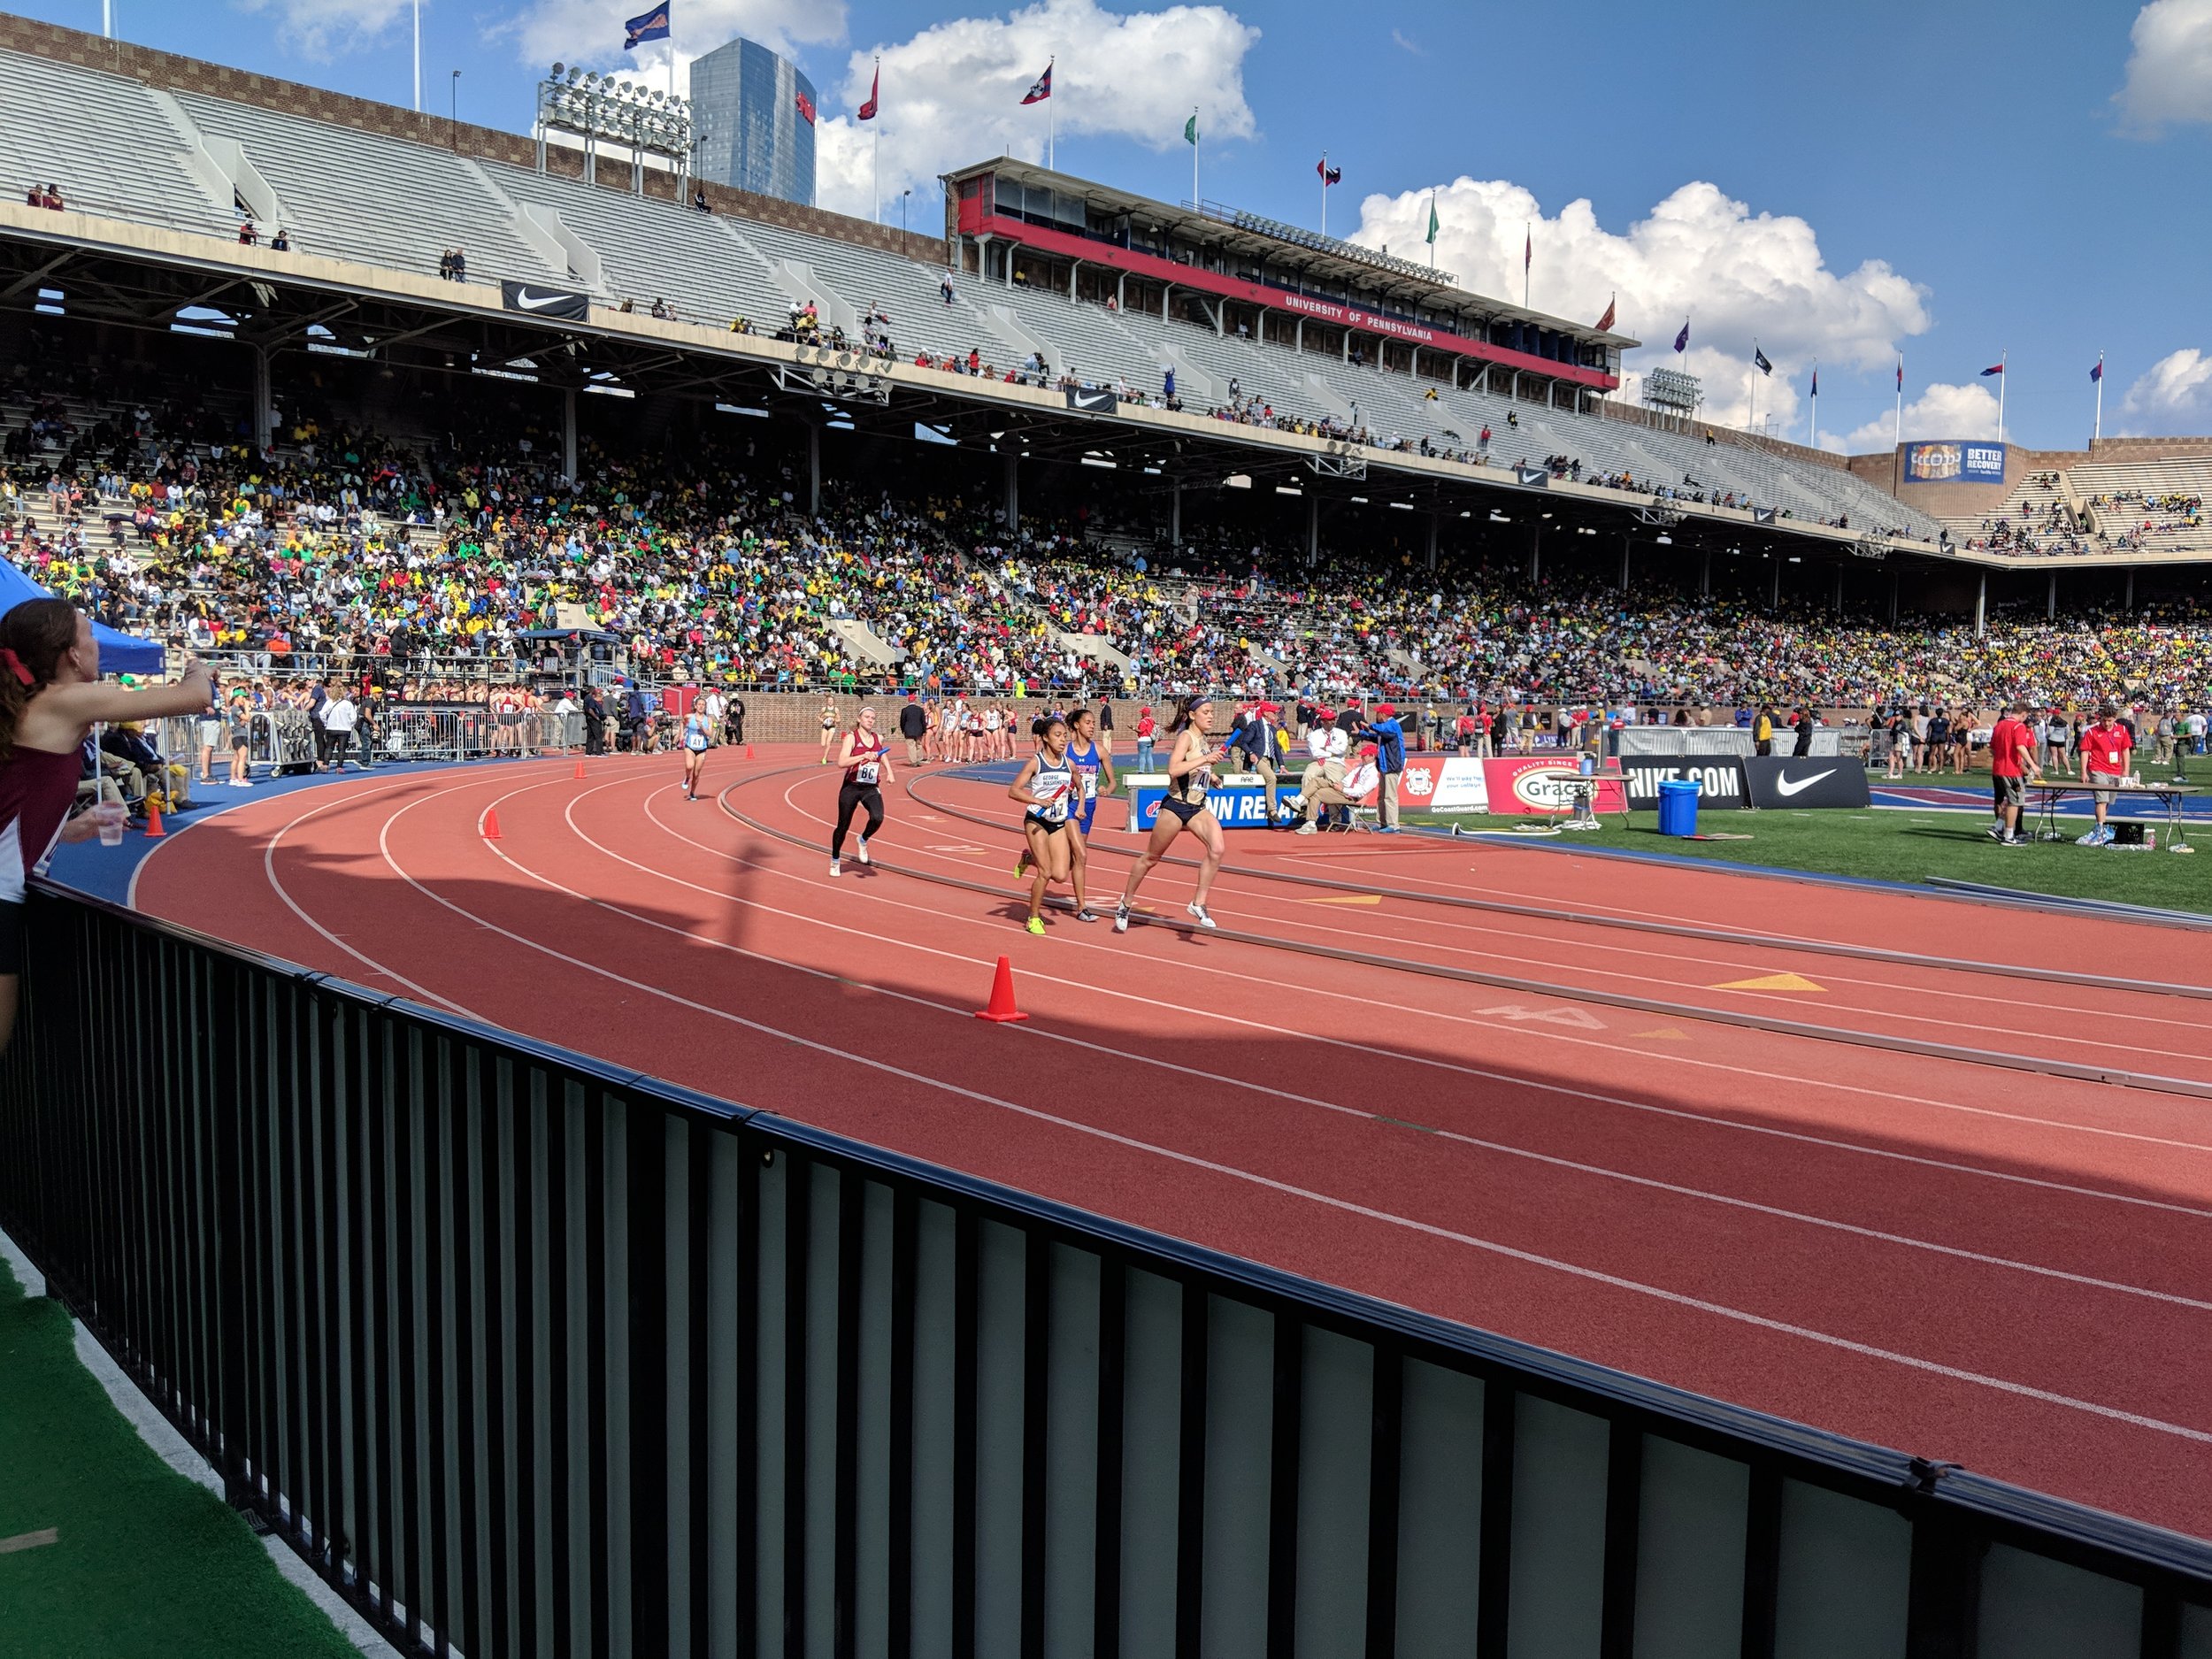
[490,0,849,80]
[2115,347,2212,430]
[1352,178,1930,434]
[811,0,1259,219]
[2115,0,2212,132]
[235,0,411,59]
[1840,381,2001,449]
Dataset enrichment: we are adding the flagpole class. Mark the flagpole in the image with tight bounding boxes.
[1809,361,1817,451]
[1320,151,1327,238]
[1523,220,1530,310]
[1047,57,1055,171]
[2094,352,2103,445]
[1893,356,1904,494]
[1997,349,2006,447]
[1192,105,1199,205]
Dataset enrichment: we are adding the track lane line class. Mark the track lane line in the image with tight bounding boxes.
[263,776,2208,1451]
[741,770,2212,1153]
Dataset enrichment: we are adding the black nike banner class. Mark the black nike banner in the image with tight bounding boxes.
[1065,388,1118,413]
[501,280,590,322]
[1619,756,1748,810]
[1744,756,1870,810]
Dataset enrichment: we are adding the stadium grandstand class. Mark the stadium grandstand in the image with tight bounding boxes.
[4,12,2212,1659]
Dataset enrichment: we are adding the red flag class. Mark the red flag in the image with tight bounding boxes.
[1594,296,1615,333]
[795,89,817,125]
[857,62,879,121]
[1021,62,1053,104]
[1317,158,1341,185]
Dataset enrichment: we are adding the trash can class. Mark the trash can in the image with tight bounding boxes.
[1656,779,1701,837]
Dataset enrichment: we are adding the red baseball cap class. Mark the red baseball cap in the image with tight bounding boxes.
[1374,703,1397,718]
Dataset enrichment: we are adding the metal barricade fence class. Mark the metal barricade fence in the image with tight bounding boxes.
[1,881,2207,1659]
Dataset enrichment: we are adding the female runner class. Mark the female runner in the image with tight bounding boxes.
[1064,703,1114,923]
[818,695,840,764]
[1009,715,1079,934]
[828,705,891,876]
[680,701,713,799]
[1114,694,1227,933]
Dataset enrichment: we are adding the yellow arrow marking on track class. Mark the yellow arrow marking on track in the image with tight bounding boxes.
[1302,893,1382,905]
[1712,972,1824,993]
[1632,1028,1690,1041]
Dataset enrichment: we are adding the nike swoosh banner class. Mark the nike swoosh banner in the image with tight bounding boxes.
[1744,756,1870,809]
[501,280,590,321]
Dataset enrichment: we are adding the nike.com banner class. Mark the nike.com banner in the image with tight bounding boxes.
[1743,757,1870,810]
[1618,756,1747,810]
[501,280,591,322]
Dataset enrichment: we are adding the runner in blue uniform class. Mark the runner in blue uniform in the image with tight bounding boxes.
[680,705,712,799]
[1064,703,1114,923]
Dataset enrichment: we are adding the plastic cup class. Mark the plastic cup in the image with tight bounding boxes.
[96,806,127,847]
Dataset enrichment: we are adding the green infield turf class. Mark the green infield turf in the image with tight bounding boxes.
[0,1255,359,1659]
[1403,808,2211,916]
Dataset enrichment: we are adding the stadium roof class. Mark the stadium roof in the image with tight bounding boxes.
[943,157,1639,352]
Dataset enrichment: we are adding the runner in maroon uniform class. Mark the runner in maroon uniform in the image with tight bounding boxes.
[828,705,892,875]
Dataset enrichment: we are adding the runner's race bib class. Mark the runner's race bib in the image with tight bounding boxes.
[856,761,879,785]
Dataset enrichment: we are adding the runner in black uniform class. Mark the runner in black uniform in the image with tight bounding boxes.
[1115,694,1228,932]
[828,706,891,876]
[1009,715,1077,934]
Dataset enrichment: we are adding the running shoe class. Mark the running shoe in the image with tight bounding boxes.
[1025,917,1047,935]
[829,858,842,877]
[1014,855,1028,876]
[1294,820,1317,835]
[1113,901,1131,933]
[1375,826,1400,835]
[1074,908,1100,924]
[1984,823,2006,841]
[1186,902,1217,929]
[856,836,871,865]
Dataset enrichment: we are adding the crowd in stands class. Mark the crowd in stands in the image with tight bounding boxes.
[2,352,2208,723]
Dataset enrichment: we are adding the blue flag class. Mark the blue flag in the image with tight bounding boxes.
[624,5,672,49]
[1673,321,1690,353]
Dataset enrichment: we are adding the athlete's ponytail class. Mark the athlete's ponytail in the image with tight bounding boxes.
[0,598,80,764]
[1166,695,1210,734]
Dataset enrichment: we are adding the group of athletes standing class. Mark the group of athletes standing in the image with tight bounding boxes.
[807,691,1233,934]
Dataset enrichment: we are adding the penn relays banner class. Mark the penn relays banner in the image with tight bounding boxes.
[1483,757,1628,815]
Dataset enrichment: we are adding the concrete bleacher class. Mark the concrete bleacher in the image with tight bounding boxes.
[2070,458,2212,553]
[0,41,1947,543]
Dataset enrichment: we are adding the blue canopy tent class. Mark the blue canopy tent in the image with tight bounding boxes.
[0,557,166,676]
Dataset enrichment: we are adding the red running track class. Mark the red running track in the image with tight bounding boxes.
[130,746,2212,1540]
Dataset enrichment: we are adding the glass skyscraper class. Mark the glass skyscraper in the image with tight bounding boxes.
[688,36,817,207]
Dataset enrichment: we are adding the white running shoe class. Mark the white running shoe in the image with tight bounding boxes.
[1186,902,1217,929]
[1294,821,1317,835]
[829,858,842,877]
[1113,902,1131,933]
[856,836,871,865]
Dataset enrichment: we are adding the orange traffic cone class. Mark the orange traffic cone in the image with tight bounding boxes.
[482,806,503,841]
[142,797,165,838]
[745,743,755,760]
[573,757,587,780]
[973,955,1027,1023]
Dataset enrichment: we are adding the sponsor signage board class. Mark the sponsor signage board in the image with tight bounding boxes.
[1483,757,1628,815]
[1618,757,1748,810]
[1902,441,2006,486]
[1126,771,1312,830]
[1742,757,1870,810]
[500,280,591,321]
[1397,757,1489,813]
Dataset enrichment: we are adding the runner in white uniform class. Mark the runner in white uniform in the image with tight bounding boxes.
[1009,715,1078,933]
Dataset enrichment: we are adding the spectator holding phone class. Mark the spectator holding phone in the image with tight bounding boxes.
[0,599,213,1051]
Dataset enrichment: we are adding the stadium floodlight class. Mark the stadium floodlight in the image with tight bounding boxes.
[1489,511,1509,523]
[1655,534,1673,545]
[551,62,565,77]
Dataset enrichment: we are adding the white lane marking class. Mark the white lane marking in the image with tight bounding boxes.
[303,775,2212,1447]
[434,778,2212,1317]
[258,777,477,1015]
[764,775,2212,1167]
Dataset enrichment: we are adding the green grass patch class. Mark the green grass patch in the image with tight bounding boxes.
[0,1254,358,1659]
[1409,808,2211,915]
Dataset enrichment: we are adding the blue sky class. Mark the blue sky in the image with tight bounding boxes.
[24,0,2212,451]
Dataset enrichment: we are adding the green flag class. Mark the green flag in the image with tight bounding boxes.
[1184,112,1198,145]
[1425,194,1440,244]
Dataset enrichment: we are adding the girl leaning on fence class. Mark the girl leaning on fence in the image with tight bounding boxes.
[0,599,215,1051]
